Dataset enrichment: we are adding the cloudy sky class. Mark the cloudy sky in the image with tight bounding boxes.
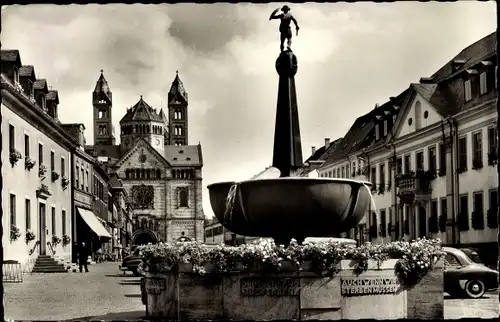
[2,2,496,218]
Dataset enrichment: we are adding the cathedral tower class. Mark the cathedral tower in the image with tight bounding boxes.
[168,71,188,146]
[93,69,115,145]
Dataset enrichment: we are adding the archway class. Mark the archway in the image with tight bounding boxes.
[131,228,158,246]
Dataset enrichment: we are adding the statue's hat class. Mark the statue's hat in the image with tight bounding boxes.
[282,5,290,11]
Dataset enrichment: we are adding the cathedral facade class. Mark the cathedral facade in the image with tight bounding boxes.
[85,70,204,245]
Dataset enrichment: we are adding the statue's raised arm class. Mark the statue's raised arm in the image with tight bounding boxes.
[269,5,299,52]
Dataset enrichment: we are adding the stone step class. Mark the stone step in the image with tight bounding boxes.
[32,267,68,273]
[35,259,59,264]
[33,264,66,269]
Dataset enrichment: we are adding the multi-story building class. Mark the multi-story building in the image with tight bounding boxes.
[1,50,78,271]
[308,31,498,266]
[84,70,204,244]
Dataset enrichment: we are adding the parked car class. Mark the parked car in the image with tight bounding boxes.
[119,247,142,276]
[443,246,499,298]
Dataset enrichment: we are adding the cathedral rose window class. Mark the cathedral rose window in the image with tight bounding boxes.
[132,184,154,209]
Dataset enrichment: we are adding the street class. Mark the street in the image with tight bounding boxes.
[4,263,499,320]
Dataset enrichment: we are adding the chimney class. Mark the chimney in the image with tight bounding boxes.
[324,138,330,148]
[311,146,316,155]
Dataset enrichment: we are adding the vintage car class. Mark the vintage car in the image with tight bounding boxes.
[119,247,142,276]
[443,246,499,298]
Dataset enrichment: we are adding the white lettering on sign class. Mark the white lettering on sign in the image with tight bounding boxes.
[341,277,400,297]
[145,277,166,294]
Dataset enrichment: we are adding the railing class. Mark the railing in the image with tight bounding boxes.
[3,260,23,283]
[28,240,41,256]
[47,242,56,255]
[396,177,431,195]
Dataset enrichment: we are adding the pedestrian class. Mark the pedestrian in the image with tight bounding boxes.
[78,241,89,273]
[97,247,103,263]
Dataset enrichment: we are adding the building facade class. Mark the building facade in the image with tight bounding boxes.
[1,50,77,271]
[308,32,498,267]
[85,71,204,245]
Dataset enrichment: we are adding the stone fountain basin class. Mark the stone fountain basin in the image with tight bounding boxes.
[207,178,373,239]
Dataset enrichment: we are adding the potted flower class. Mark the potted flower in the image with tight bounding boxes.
[39,164,47,177]
[25,157,36,171]
[51,235,62,247]
[10,225,21,242]
[61,176,69,190]
[62,234,71,246]
[10,149,23,167]
[25,229,36,244]
[51,170,60,182]
[377,184,385,195]
[36,184,52,200]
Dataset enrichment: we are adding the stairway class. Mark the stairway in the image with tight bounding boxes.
[31,255,68,273]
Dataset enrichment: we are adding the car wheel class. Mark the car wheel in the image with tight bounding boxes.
[464,280,485,299]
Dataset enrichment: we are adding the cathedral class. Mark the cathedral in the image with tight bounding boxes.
[85,70,204,245]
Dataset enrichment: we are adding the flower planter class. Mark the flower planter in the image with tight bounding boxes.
[145,258,444,320]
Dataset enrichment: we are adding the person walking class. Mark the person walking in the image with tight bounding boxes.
[78,241,89,273]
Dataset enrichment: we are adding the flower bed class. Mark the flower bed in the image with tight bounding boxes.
[140,238,445,289]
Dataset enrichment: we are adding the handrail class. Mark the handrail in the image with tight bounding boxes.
[28,240,41,256]
[47,242,56,255]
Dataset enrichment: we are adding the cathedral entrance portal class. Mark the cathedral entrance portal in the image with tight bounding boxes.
[131,228,158,246]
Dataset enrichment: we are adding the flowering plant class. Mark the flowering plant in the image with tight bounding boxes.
[39,164,47,177]
[10,149,23,167]
[51,235,62,246]
[39,184,51,195]
[25,229,36,244]
[25,157,36,170]
[139,238,445,289]
[51,171,60,182]
[62,234,71,246]
[10,225,21,242]
[61,176,70,189]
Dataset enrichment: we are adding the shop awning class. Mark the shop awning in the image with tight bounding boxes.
[77,207,112,239]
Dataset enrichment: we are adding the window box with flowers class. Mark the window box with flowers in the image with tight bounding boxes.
[39,164,48,178]
[62,234,71,247]
[10,149,23,167]
[472,159,483,170]
[25,157,36,171]
[61,176,70,190]
[25,229,36,244]
[377,184,385,195]
[51,235,62,247]
[487,152,498,166]
[486,209,498,229]
[471,211,484,230]
[457,165,467,174]
[10,225,21,242]
[438,168,446,177]
[36,184,51,200]
[139,239,445,320]
[51,171,60,182]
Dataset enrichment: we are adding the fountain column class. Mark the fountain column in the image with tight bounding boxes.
[272,49,303,177]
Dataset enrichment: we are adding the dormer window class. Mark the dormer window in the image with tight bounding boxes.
[375,124,380,140]
[13,67,19,83]
[464,79,472,102]
[383,120,388,136]
[29,80,34,97]
[41,95,46,111]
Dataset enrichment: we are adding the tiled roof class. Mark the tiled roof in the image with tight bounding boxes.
[85,144,122,160]
[33,79,48,92]
[304,138,342,164]
[411,83,453,116]
[1,50,20,63]
[168,72,188,104]
[159,108,168,123]
[120,96,163,123]
[19,65,35,79]
[46,90,59,103]
[164,145,202,166]
[430,31,496,82]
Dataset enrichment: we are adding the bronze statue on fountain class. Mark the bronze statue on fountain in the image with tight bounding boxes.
[208,7,373,246]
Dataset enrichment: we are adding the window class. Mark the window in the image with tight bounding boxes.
[51,151,55,173]
[489,189,498,211]
[9,124,15,152]
[396,157,403,175]
[439,143,447,173]
[51,207,56,235]
[25,199,31,230]
[472,131,482,164]
[480,72,487,95]
[431,200,438,217]
[380,209,387,237]
[81,168,84,190]
[404,155,411,174]
[428,146,437,172]
[459,194,469,225]
[464,79,472,101]
[488,127,497,155]
[24,134,30,157]
[416,151,424,170]
[61,157,65,178]
[86,170,89,192]
[341,166,345,178]
[445,253,460,266]
[179,189,188,207]
[383,120,388,136]
[375,124,380,140]
[76,165,79,188]
[337,168,340,178]
[474,192,483,214]
[62,210,66,236]
[379,164,385,187]
[38,143,43,165]
[458,137,467,170]
[10,194,16,226]
[370,167,376,185]
[440,198,447,218]
[13,66,19,83]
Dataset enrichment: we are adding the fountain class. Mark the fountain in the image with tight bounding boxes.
[207,47,372,246]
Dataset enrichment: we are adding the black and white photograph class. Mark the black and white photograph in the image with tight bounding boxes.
[1,1,499,321]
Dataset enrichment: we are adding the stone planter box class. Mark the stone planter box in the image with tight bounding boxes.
[145,259,444,320]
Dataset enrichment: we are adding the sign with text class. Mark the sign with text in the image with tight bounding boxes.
[145,277,166,295]
[341,277,399,297]
[240,278,300,297]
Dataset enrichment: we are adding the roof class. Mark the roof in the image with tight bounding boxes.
[46,90,59,104]
[33,79,49,93]
[120,96,163,123]
[304,138,343,163]
[94,69,111,96]
[19,65,36,80]
[168,71,188,104]
[108,173,124,190]
[159,108,168,123]
[411,83,453,116]
[1,50,21,65]
[85,144,122,160]
[430,31,496,82]
[164,145,202,166]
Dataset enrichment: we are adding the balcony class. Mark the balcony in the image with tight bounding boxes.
[396,171,432,204]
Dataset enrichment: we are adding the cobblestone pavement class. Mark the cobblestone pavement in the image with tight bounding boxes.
[4,262,146,321]
[445,291,499,319]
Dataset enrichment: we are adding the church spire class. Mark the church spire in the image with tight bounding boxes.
[168,70,187,104]
[93,69,112,101]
